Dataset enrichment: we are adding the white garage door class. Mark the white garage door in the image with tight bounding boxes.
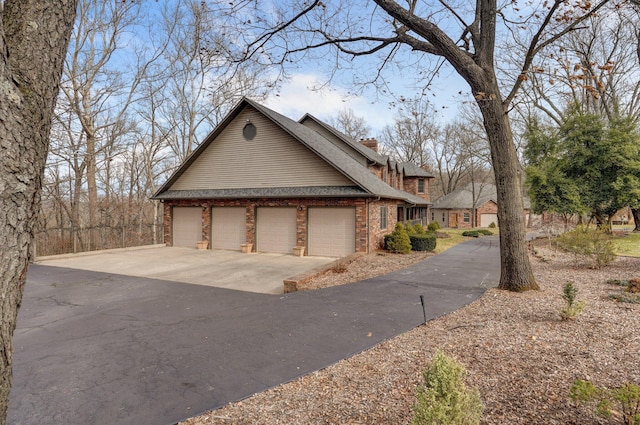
[173,207,202,248]
[256,207,297,254]
[480,213,498,228]
[212,207,246,250]
[308,207,355,257]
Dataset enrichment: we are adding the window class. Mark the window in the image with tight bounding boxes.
[463,212,470,223]
[431,211,435,221]
[242,122,257,140]
[380,206,388,230]
[418,178,425,193]
[442,212,445,221]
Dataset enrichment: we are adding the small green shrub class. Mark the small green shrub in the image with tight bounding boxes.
[410,234,437,252]
[556,226,616,269]
[413,223,427,234]
[570,379,640,425]
[559,282,586,321]
[488,222,497,228]
[386,222,412,254]
[608,293,640,304]
[606,279,630,287]
[462,230,480,238]
[477,229,493,236]
[405,222,417,235]
[413,350,483,425]
[427,221,440,231]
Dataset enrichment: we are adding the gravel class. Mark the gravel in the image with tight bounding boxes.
[180,243,640,425]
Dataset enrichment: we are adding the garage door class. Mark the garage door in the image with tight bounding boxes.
[256,207,297,254]
[480,213,498,228]
[308,207,355,257]
[173,207,202,248]
[212,207,246,250]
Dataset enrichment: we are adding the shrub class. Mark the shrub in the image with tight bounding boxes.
[477,229,493,236]
[413,350,483,425]
[405,222,417,235]
[488,221,497,228]
[462,230,480,238]
[386,222,412,254]
[570,379,640,425]
[427,221,440,231]
[556,226,616,269]
[410,234,437,252]
[413,223,427,234]
[608,293,640,304]
[559,282,586,321]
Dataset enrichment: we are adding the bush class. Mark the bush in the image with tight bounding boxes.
[570,380,640,425]
[462,230,480,238]
[559,282,586,321]
[488,222,497,228]
[405,222,417,235]
[410,234,437,252]
[477,229,493,236]
[556,226,616,269]
[413,350,483,425]
[427,221,440,231]
[386,222,412,254]
[413,223,427,234]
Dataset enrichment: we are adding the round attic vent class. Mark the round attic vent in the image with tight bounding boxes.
[242,122,257,140]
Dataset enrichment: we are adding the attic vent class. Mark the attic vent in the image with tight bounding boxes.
[243,122,257,140]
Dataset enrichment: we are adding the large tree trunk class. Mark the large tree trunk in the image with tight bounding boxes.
[0,2,77,423]
[474,82,539,291]
[632,207,640,232]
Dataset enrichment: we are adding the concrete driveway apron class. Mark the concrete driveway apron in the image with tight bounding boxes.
[8,236,499,425]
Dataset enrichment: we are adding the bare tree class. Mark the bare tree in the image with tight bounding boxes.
[0,1,77,422]
[380,98,437,168]
[329,108,372,141]
[215,0,616,290]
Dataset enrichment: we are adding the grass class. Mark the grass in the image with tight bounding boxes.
[612,231,640,257]
[433,228,498,254]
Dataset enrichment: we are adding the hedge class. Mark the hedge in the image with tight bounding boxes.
[409,234,437,251]
[384,233,437,252]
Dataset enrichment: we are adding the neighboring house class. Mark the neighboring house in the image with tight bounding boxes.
[430,183,530,229]
[152,98,433,257]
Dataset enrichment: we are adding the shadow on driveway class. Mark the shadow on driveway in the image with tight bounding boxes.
[8,237,499,425]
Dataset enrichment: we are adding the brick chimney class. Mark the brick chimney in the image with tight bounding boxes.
[360,137,378,152]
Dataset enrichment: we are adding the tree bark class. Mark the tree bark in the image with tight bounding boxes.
[473,81,539,291]
[632,208,640,232]
[0,1,77,423]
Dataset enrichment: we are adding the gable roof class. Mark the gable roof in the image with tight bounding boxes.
[153,98,429,205]
[298,113,387,165]
[432,183,530,209]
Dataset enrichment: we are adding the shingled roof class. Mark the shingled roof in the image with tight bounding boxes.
[432,183,530,209]
[153,98,429,206]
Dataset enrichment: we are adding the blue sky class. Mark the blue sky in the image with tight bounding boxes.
[262,69,471,136]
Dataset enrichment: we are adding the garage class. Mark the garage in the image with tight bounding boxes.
[480,213,498,228]
[172,207,202,248]
[256,207,297,254]
[212,207,246,250]
[308,207,355,257]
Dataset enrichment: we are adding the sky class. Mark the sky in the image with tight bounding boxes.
[262,70,470,137]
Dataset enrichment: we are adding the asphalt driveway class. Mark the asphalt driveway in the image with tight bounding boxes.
[35,246,336,294]
[8,237,500,425]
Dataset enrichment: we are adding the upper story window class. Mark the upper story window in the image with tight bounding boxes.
[418,178,425,193]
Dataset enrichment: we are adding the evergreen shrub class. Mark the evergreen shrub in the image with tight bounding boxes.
[409,234,437,252]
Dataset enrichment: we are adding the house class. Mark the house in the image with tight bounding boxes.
[152,98,433,257]
[430,183,530,228]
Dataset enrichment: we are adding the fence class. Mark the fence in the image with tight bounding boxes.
[34,223,164,257]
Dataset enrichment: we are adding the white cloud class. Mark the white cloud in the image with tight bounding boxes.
[263,73,394,136]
